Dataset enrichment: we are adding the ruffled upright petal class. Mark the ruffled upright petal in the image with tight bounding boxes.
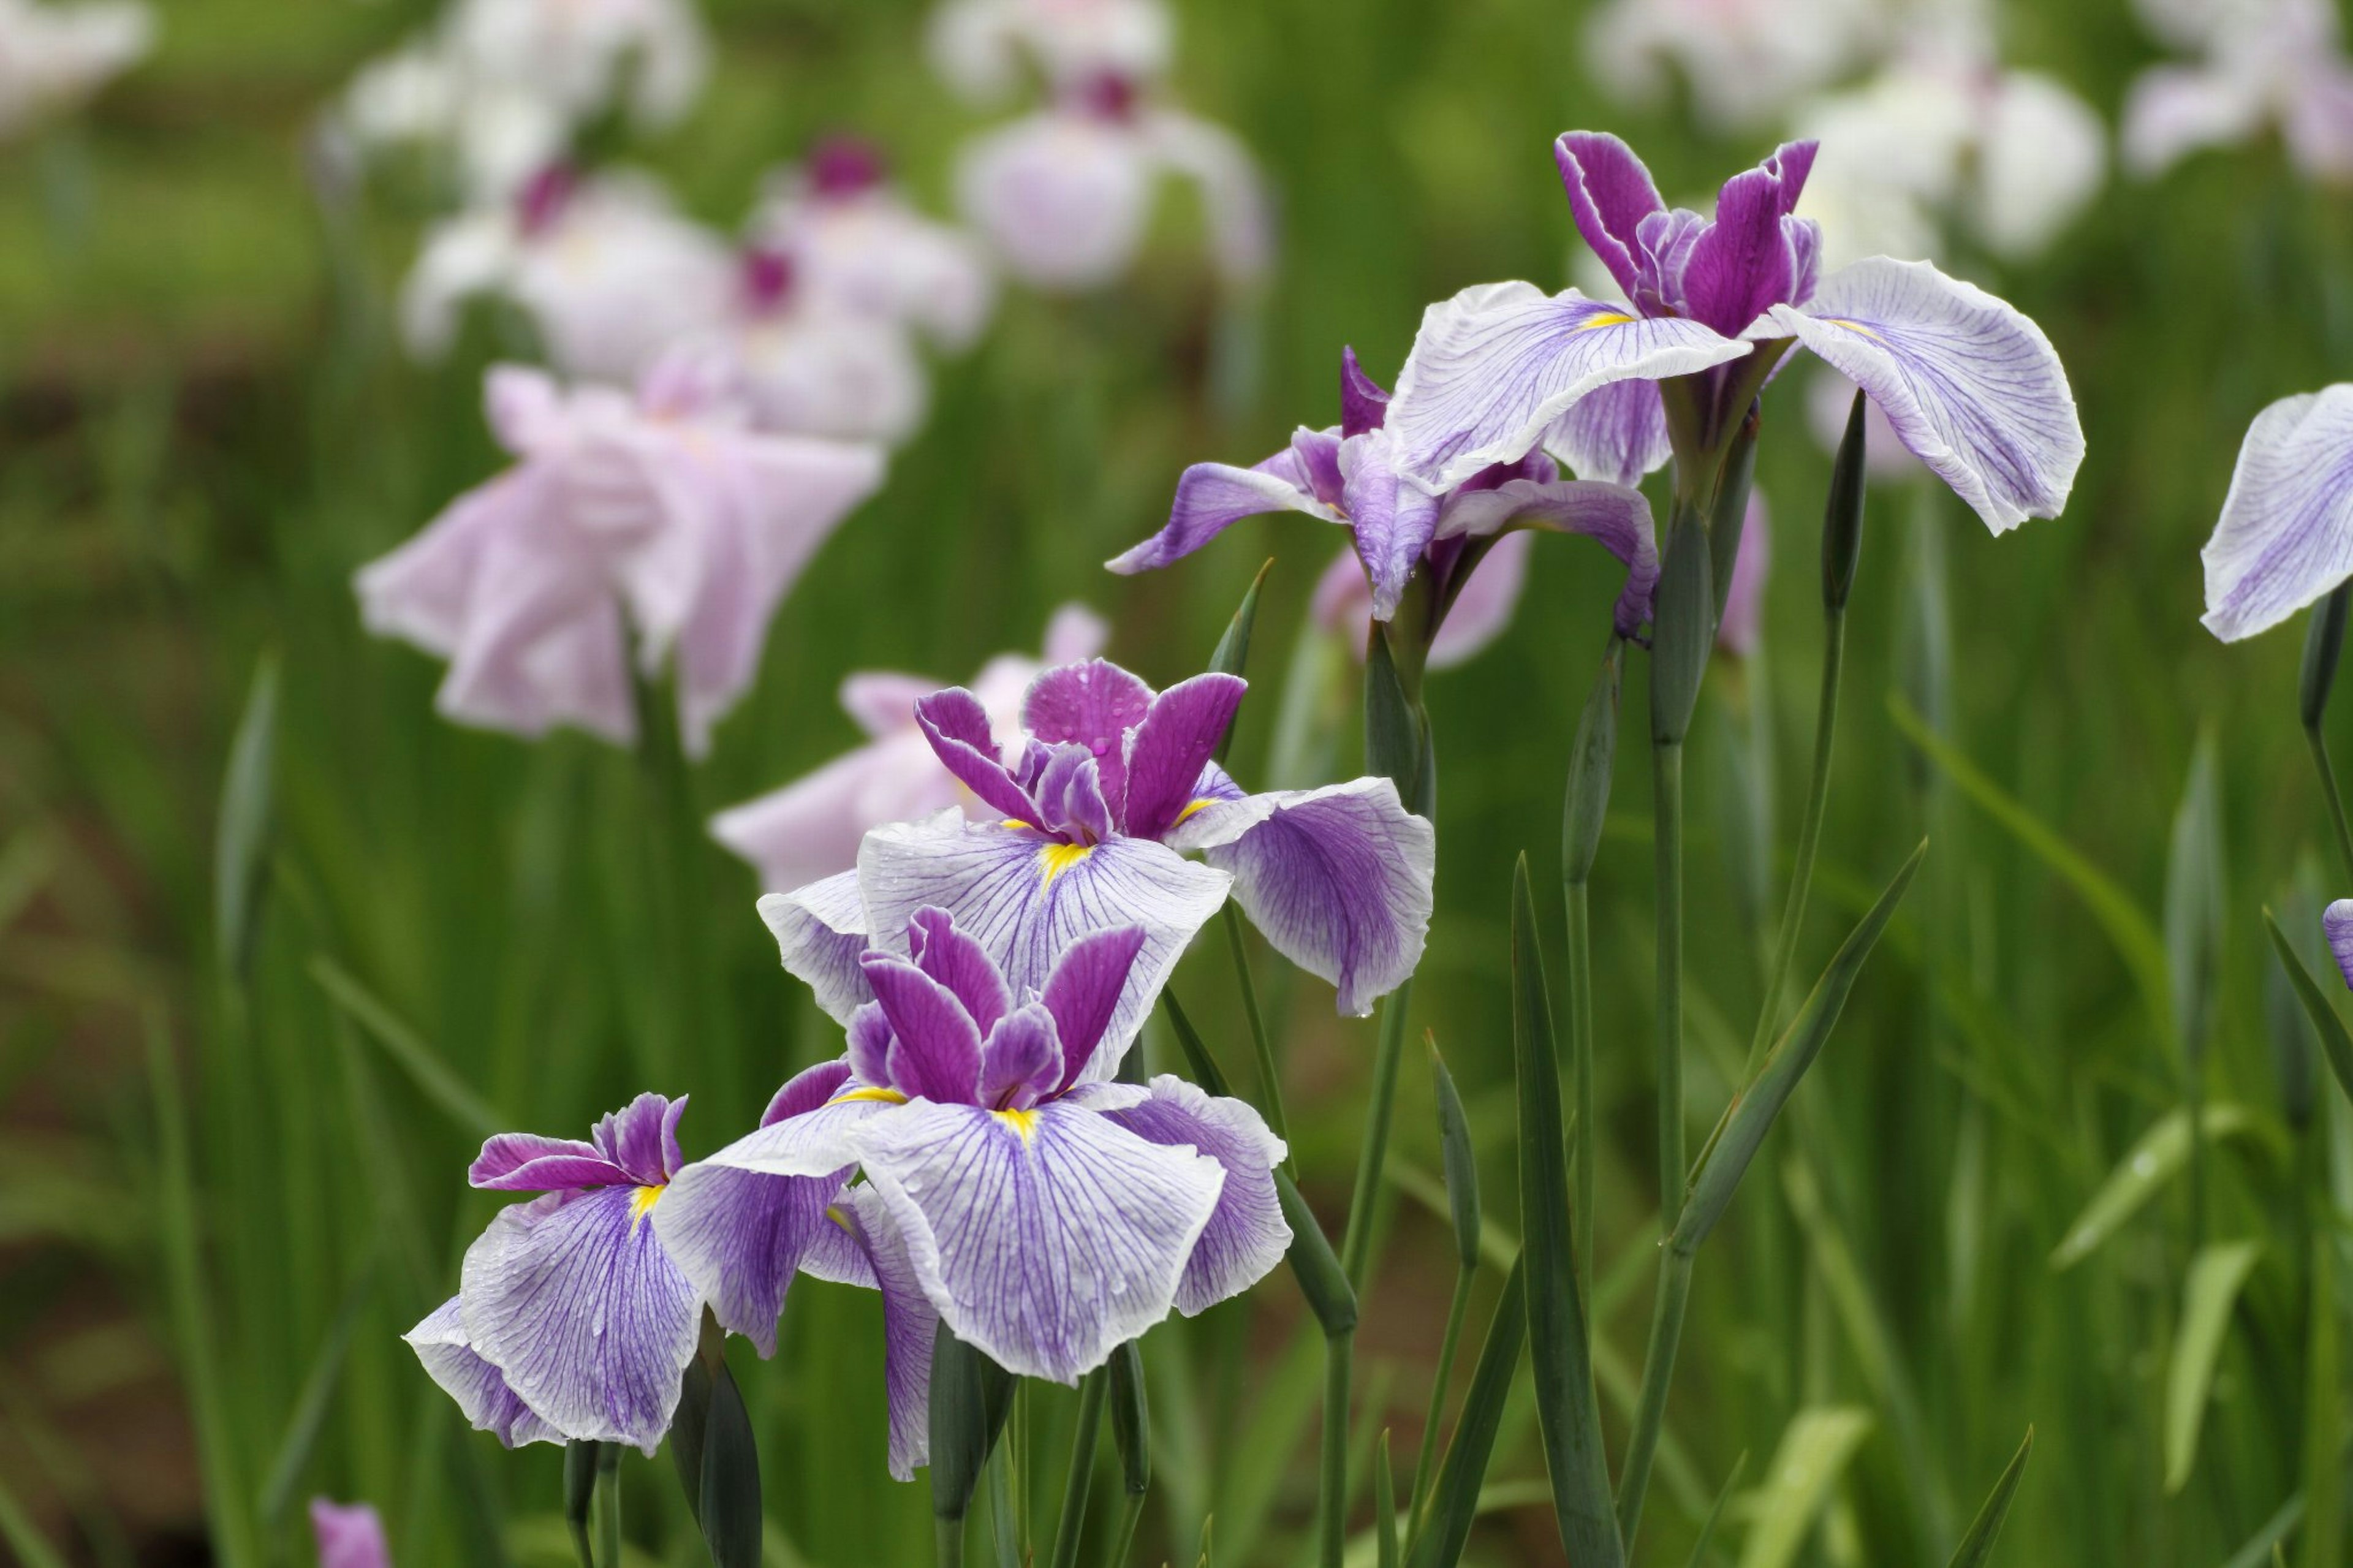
[1102,1076,1290,1314]
[1021,659,1155,808]
[1680,140,1817,335]
[915,689,1039,822]
[1759,258,2082,534]
[1039,925,1150,1089]
[1387,282,1751,491]
[1121,673,1248,841]
[849,1100,1226,1384]
[1434,477,1658,638]
[2201,386,2353,641]
[1168,778,1435,1017]
[1339,433,1446,620]
[1553,132,1667,301]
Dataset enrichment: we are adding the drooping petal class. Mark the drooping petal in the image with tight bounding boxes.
[310,1499,393,1568]
[458,1189,701,1453]
[1681,139,1817,336]
[1387,282,1751,491]
[1105,449,1335,575]
[979,1002,1063,1109]
[1341,346,1391,439]
[849,1099,1225,1384]
[1338,431,1446,620]
[469,1134,630,1194]
[1022,660,1156,809]
[2200,387,2353,641]
[758,867,874,1023]
[403,1296,559,1449]
[1122,673,1249,841]
[915,689,1039,823]
[857,816,1231,1079]
[1039,924,1150,1089]
[863,953,985,1104]
[1102,1075,1290,1314]
[841,672,943,737]
[1168,778,1436,1016]
[1545,374,1670,487]
[1553,131,1667,303]
[1434,477,1659,638]
[1757,258,2083,534]
[907,907,1012,1037]
[832,1184,940,1482]
[2327,900,2353,990]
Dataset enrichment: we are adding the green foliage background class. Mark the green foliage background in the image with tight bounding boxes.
[7,0,2353,1564]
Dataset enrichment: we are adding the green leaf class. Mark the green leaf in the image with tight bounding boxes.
[698,1353,763,1568]
[1428,1036,1480,1276]
[1510,857,1622,1567]
[2263,911,2353,1111]
[2047,1104,2257,1271]
[1947,1428,2034,1568]
[1375,1429,1400,1568]
[1890,695,2172,1036]
[1684,1453,1747,1568]
[1208,559,1273,672]
[2303,583,2350,732]
[0,1471,70,1568]
[1677,841,1925,1254]
[929,1324,1017,1526]
[563,1443,597,1568]
[309,953,506,1138]
[1108,1339,1149,1501]
[214,650,279,980]
[1364,623,1422,801]
[1733,1406,1873,1568]
[1649,504,1716,747]
[2165,1241,2262,1492]
[2164,733,2224,1062]
[2304,1238,2341,1568]
[1561,642,1621,888]
[256,1258,376,1529]
[1818,390,1868,613]
[1406,1259,1527,1568]
[1708,401,1762,626]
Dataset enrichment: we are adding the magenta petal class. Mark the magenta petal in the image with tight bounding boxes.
[979,1002,1063,1108]
[1040,925,1150,1089]
[2328,900,2353,990]
[1122,673,1249,841]
[1554,131,1667,302]
[1680,139,1817,336]
[914,689,1037,823]
[1106,446,1333,575]
[1341,347,1392,439]
[310,1500,393,1568]
[844,1004,895,1089]
[907,907,1013,1037]
[1022,660,1154,807]
[862,953,984,1104]
[469,1134,630,1194]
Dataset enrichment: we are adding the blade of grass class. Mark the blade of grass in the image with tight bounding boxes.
[1947,1428,2034,1567]
[1405,1260,1526,1568]
[2164,1243,2264,1493]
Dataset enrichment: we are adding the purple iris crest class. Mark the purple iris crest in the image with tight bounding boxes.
[759,657,1436,1052]
[1382,131,2085,535]
[1108,348,1659,639]
[403,1093,703,1455]
[654,909,1290,1430]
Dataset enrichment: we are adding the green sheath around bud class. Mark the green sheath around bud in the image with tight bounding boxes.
[1821,390,1870,613]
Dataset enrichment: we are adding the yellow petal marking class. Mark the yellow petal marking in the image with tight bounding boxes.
[993,1107,1042,1144]
[1172,798,1215,826]
[1039,841,1094,885]
[629,1184,665,1229]
[1821,317,1882,340]
[829,1086,910,1106]
[1578,311,1637,330]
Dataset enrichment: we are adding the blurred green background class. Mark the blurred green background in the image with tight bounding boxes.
[10,0,2353,1564]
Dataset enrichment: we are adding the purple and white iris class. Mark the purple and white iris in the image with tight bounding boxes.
[2328,898,2353,990]
[1110,348,1656,639]
[2199,386,2353,641]
[404,1094,702,1454]
[1382,132,2083,536]
[656,909,1289,1399]
[760,657,1434,1052]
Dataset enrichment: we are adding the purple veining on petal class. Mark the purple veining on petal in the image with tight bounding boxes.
[1123,673,1248,841]
[908,906,1014,1035]
[1341,346,1392,439]
[862,952,985,1104]
[914,688,1039,822]
[1039,924,1149,1090]
[1554,131,1666,302]
[1023,660,1154,806]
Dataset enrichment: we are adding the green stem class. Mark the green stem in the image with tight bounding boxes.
[593,1444,621,1568]
[937,1515,965,1568]
[1048,1370,1108,1568]
[1653,741,1686,1232]
[1406,1263,1474,1537]
[1615,1246,1694,1549]
[1319,1330,1354,1568]
[1105,1491,1146,1568]
[1339,978,1414,1287]
[2308,726,2353,889]
[1222,904,1295,1176]
[1745,607,1847,1073]
[1566,879,1596,1309]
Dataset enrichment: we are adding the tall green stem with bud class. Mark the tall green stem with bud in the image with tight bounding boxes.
[1561,643,1620,1312]
[2302,583,2353,886]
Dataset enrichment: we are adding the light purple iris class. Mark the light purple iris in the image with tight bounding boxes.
[404,1093,703,1455]
[1110,348,1656,638]
[2327,899,2353,990]
[1384,131,2083,536]
[656,909,1289,1404]
[309,1499,392,1568]
[759,658,1435,1058]
[2199,387,2353,641]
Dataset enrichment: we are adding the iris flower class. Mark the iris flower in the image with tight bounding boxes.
[309,1500,392,1568]
[762,657,1434,1062]
[405,1094,702,1453]
[1110,347,1656,639]
[2196,386,2353,640]
[0,0,150,140]
[2124,0,2353,184]
[2328,900,2353,988]
[710,604,1108,892]
[1383,132,2083,537]
[356,355,885,755]
[928,0,1172,105]
[1311,532,1533,672]
[657,908,1289,1394]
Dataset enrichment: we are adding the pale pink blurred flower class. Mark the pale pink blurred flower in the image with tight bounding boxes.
[927,0,1172,104]
[445,0,707,132]
[2124,0,2353,182]
[401,167,736,383]
[309,1499,392,1568]
[1717,491,1770,659]
[710,604,1108,888]
[1806,369,1920,479]
[957,74,1269,292]
[749,138,997,352]
[703,244,933,444]
[0,0,150,138]
[1584,0,1881,132]
[1311,532,1533,672]
[357,355,887,757]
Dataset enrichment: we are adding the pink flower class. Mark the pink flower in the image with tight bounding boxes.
[357,355,886,757]
[1311,532,1533,671]
[710,605,1107,888]
[2124,0,2353,183]
[704,245,935,445]
[309,1499,392,1568]
[1716,491,1770,660]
